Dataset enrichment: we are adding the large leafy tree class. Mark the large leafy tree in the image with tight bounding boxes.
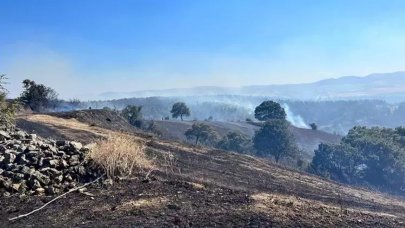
[253,119,297,162]
[185,123,218,145]
[19,79,59,112]
[254,101,286,121]
[171,102,190,121]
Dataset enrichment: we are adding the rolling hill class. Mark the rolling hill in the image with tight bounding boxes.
[1,111,404,227]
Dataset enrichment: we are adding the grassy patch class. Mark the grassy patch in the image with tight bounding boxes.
[88,133,153,179]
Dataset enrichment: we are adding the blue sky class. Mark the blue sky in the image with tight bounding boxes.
[1,0,405,99]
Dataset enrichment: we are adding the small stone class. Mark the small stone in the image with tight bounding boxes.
[13,173,25,181]
[44,159,59,168]
[60,159,69,168]
[82,143,96,152]
[69,155,81,166]
[35,188,45,195]
[4,152,16,163]
[3,192,11,197]
[5,163,17,171]
[26,151,39,159]
[27,145,37,151]
[45,186,58,194]
[29,179,42,189]
[70,142,83,151]
[12,144,21,150]
[103,179,113,186]
[11,183,21,192]
[56,140,68,147]
[57,151,66,157]
[32,171,50,185]
[12,131,27,139]
[0,130,11,140]
[64,174,73,182]
[18,154,30,165]
[40,167,62,178]
[77,187,87,193]
[0,177,12,190]
[38,157,44,167]
[54,175,63,183]
[28,134,37,141]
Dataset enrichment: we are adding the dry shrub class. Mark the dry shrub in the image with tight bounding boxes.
[88,134,152,179]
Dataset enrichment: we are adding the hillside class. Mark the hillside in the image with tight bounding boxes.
[17,110,341,157]
[1,112,404,227]
[148,120,341,157]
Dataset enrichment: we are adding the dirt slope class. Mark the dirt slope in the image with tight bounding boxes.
[19,110,341,156]
[1,113,404,227]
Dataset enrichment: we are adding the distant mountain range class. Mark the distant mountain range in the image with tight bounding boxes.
[100,72,405,102]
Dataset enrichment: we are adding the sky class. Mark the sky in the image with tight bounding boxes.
[1,0,405,99]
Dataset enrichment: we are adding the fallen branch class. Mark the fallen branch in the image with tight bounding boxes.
[9,175,104,222]
[145,168,157,180]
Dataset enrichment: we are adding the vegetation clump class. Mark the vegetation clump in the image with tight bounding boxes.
[310,126,405,195]
[253,119,298,163]
[217,131,251,153]
[185,123,218,145]
[19,79,59,112]
[309,123,318,130]
[171,102,190,121]
[121,105,143,128]
[0,74,18,129]
[89,134,152,180]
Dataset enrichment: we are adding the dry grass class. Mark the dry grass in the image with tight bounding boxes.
[88,133,153,179]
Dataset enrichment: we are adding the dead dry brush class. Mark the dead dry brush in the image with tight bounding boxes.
[88,133,154,180]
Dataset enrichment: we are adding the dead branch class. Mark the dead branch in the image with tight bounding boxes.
[9,175,104,222]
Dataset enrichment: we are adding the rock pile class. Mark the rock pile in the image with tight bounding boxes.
[0,129,99,196]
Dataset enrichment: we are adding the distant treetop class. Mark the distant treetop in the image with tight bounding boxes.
[254,100,286,121]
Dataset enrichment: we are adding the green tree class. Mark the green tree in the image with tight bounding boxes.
[171,102,190,121]
[254,101,286,121]
[121,105,143,127]
[310,126,405,195]
[310,143,362,183]
[185,123,218,145]
[253,120,297,162]
[19,79,59,112]
[0,74,18,129]
[217,131,251,153]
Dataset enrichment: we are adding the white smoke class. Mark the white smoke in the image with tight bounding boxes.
[282,103,309,128]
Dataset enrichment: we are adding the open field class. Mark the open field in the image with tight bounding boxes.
[0,111,402,227]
